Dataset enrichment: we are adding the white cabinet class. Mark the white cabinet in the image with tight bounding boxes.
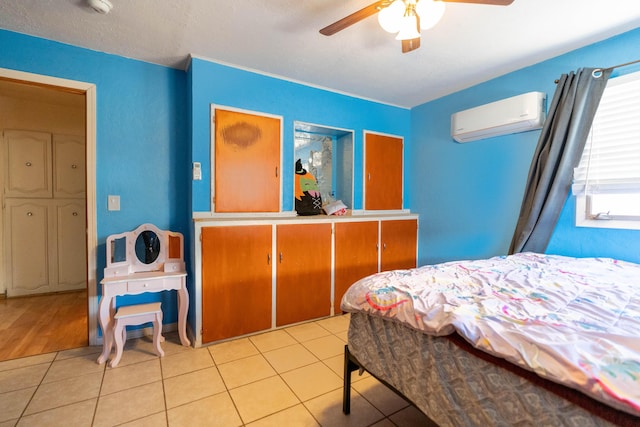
[53,134,86,198]
[2,130,86,297]
[55,200,87,289]
[4,199,86,296]
[4,130,84,199]
[4,199,51,295]
[3,130,52,198]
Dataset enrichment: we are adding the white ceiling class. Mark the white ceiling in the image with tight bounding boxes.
[1,0,640,108]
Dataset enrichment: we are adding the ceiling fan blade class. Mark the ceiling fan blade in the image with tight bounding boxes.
[320,1,389,36]
[402,38,421,53]
[441,0,514,4]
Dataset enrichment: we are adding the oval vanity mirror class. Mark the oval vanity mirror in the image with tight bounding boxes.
[135,230,161,264]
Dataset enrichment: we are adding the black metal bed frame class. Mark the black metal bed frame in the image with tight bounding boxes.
[342,344,419,415]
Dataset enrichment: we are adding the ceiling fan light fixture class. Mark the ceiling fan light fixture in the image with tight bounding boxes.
[378,0,406,33]
[321,0,514,54]
[415,0,446,30]
[395,15,421,40]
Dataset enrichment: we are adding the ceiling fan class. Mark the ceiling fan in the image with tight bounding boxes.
[320,0,514,53]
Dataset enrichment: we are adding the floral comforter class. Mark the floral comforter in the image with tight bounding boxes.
[341,252,640,416]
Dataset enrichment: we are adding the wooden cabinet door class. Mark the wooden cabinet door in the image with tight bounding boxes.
[276,223,331,326]
[4,199,52,296]
[53,134,85,198]
[3,130,52,198]
[380,219,417,272]
[334,221,378,314]
[364,132,403,210]
[214,108,281,213]
[55,200,87,290]
[202,225,272,343]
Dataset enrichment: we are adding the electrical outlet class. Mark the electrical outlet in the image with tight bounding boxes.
[108,195,120,211]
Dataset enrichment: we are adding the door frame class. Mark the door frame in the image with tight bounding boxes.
[0,67,99,345]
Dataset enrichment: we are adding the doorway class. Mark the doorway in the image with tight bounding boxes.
[0,291,87,360]
[0,68,98,360]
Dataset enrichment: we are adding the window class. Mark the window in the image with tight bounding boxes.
[573,70,640,230]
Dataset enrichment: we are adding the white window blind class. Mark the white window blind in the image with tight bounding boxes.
[573,71,640,196]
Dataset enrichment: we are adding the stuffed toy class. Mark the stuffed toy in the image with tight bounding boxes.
[294,159,322,215]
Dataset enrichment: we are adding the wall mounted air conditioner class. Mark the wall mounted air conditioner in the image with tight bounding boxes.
[451,91,546,143]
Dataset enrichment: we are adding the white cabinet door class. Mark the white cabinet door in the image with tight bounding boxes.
[54,135,85,198]
[3,130,52,198]
[55,200,87,290]
[3,199,86,296]
[4,199,53,296]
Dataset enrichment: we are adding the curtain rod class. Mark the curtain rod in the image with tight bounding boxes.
[602,58,640,72]
[555,58,640,83]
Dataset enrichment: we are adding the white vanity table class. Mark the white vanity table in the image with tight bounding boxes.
[97,223,190,366]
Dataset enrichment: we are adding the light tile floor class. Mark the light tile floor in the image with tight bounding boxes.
[0,314,435,427]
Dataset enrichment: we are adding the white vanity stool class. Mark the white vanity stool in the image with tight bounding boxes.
[110,302,165,368]
[97,223,191,367]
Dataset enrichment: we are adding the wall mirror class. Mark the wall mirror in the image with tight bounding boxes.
[111,236,127,264]
[293,121,354,210]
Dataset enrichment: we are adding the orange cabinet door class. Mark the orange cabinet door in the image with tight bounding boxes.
[334,221,379,314]
[276,223,331,326]
[202,225,272,343]
[214,108,281,212]
[380,219,417,272]
[364,132,403,210]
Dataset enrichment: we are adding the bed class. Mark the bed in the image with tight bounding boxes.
[340,252,640,426]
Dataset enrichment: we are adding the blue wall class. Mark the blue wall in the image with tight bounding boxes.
[0,30,189,323]
[410,28,640,265]
[188,57,411,213]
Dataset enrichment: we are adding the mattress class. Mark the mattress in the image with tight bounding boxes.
[341,253,640,420]
[348,311,637,426]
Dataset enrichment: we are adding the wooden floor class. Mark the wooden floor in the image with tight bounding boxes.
[0,290,88,362]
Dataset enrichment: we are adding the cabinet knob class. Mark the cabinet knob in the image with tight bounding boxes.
[279,252,283,263]
[267,253,271,264]
[72,212,78,216]
[71,164,78,169]
[27,211,33,216]
[25,161,32,167]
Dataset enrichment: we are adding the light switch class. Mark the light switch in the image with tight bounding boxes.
[108,195,120,211]
[193,162,202,180]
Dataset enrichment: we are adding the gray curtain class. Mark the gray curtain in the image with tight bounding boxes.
[509,67,612,254]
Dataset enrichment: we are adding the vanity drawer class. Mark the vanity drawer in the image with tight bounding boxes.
[126,276,183,293]
[127,280,165,293]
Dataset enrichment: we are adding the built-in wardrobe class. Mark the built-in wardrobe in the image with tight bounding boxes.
[1,82,86,298]
[194,107,418,346]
